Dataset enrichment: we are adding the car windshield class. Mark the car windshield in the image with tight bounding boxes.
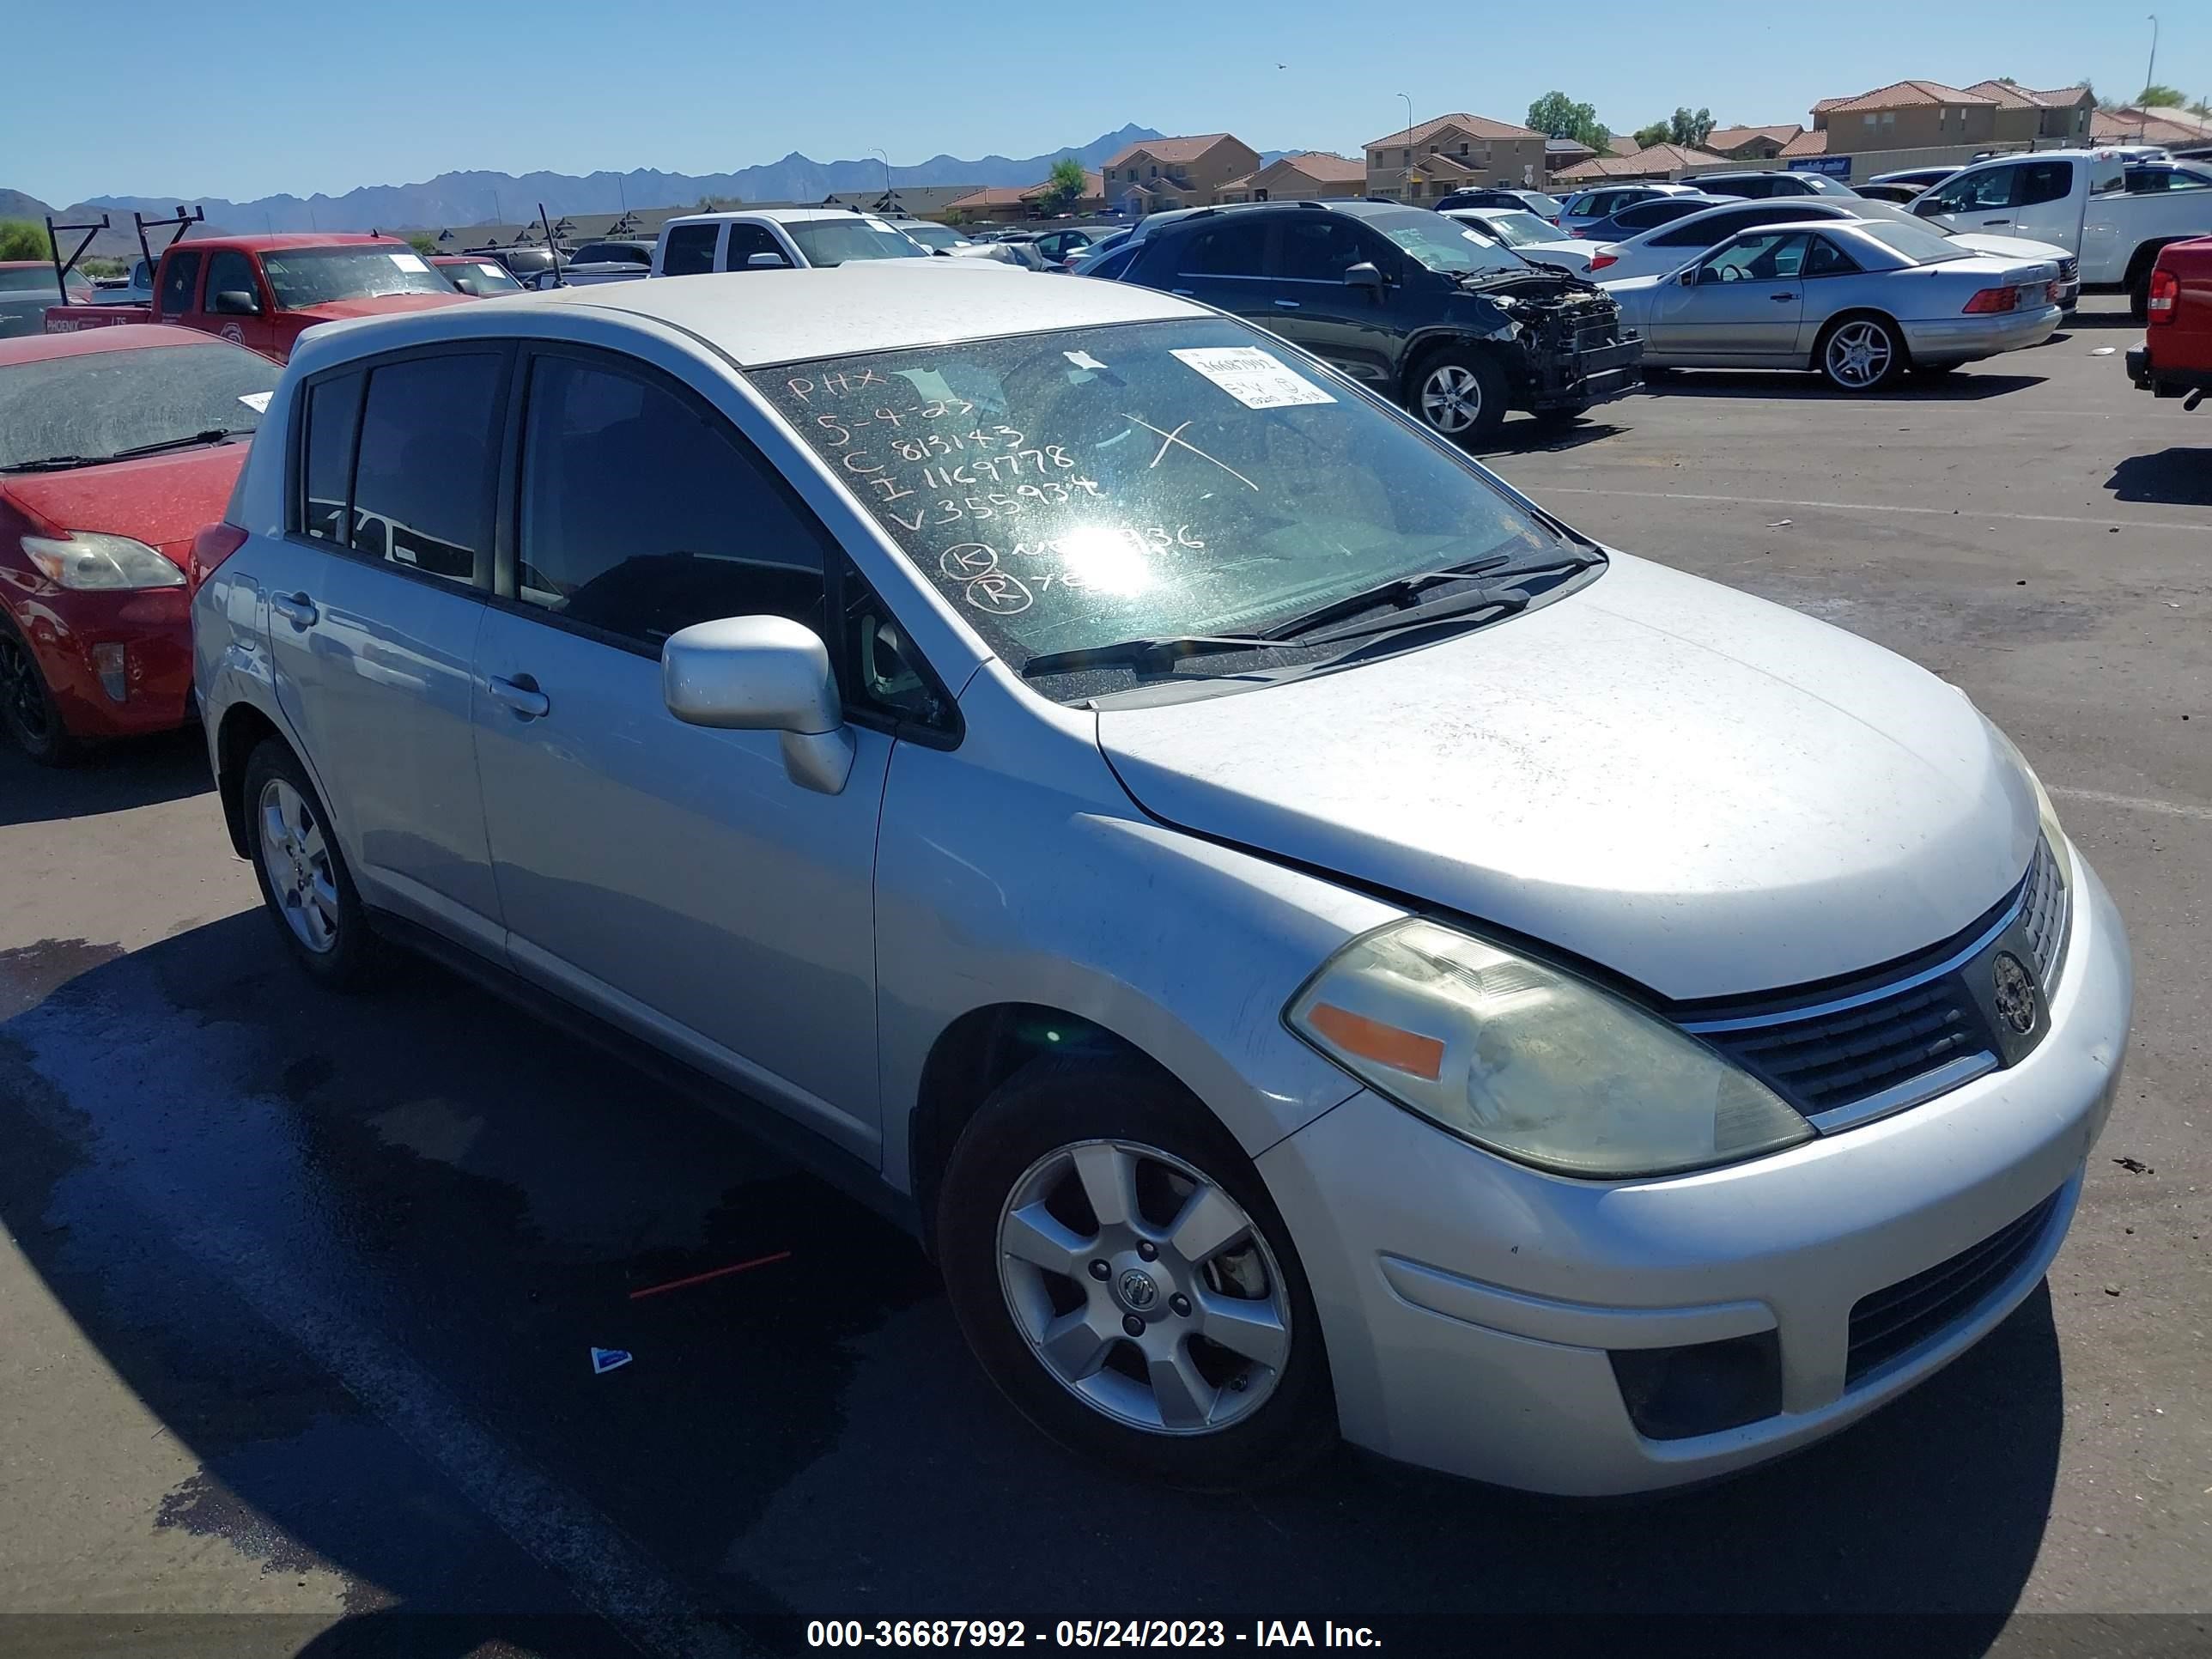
[1846,219,1972,265]
[446,260,525,294]
[259,246,454,307]
[1520,192,1563,216]
[0,266,86,296]
[899,222,966,250]
[786,219,932,266]
[756,318,1580,696]
[1359,207,1527,276]
[1477,212,1558,246]
[0,341,276,470]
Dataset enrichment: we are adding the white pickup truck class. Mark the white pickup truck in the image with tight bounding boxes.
[1911,149,2212,317]
[649,208,935,276]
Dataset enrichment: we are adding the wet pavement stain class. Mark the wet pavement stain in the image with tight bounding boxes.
[0,937,125,1021]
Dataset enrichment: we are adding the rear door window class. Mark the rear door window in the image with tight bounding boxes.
[298,370,364,542]
[1176,218,1272,277]
[1274,216,1372,282]
[157,250,204,319]
[348,352,505,585]
[659,223,720,276]
[2014,162,2073,207]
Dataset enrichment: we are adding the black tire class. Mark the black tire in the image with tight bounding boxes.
[937,1056,1335,1490]
[1533,402,1592,428]
[0,611,76,766]
[241,737,380,989]
[1638,364,1678,381]
[1814,313,1907,392]
[1909,362,1961,378]
[2129,262,2154,324]
[1405,345,1510,441]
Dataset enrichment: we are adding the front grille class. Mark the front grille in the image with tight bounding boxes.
[1678,835,2069,1127]
[1846,1191,2060,1383]
[2019,836,2070,990]
[1711,979,1983,1115]
[2057,257,2080,284]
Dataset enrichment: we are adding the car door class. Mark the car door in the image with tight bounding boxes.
[202,247,277,357]
[1263,213,1402,387]
[1646,231,1810,362]
[725,222,789,270]
[2003,160,2079,246]
[261,347,506,951]
[152,247,204,330]
[1920,162,2021,234]
[1792,232,1869,356]
[1152,214,1275,322]
[470,343,890,1158]
[657,222,721,276]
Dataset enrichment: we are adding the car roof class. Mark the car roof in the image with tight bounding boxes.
[663,209,881,228]
[1618,197,1852,240]
[297,264,1205,370]
[190,234,404,252]
[0,322,234,366]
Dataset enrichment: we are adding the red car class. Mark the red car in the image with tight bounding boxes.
[0,325,277,763]
[2128,236,2212,410]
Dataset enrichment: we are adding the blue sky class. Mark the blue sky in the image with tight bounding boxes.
[5,0,2200,206]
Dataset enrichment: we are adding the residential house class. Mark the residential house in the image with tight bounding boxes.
[1363,112,1548,200]
[1100,134,1261,216]
[1702,125,1804,161]
[943,170,1107,224]
[1780,130,1829,160]
[820,185,986,221]
[2094,106,2212,148]
[1544,137,1601,173]
[1555,143,1729,185]
[1211,152,1365,204]
[1817,82,2000,154]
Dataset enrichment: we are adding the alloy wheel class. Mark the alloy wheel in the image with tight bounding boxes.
[1825,321,1894,390]
[0,630,54,752]
[258,777,342,954]
[1419,363,1485,434]
[995,1139,1291,1435]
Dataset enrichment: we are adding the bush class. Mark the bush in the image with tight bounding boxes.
[0,219,52,262]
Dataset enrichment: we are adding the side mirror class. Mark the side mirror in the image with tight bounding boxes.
[1677,266,1698,286]
[746,251,792,270]
[1344,261,1384,294]
[661,615,854,794]
[211,289,261,316]
[1911,198,1941,217]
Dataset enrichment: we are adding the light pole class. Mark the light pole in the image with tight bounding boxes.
[871,147,892,205]
[2142,14,2160,138]
[1399,92,1414,199]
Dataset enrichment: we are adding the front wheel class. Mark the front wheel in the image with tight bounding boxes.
[1408,347,1509,440]
[1818,315,1905,392]
[0,611,76,766]
[937,1058,1335,1489]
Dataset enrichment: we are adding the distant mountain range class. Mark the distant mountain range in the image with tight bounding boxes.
[3,126,1221,257]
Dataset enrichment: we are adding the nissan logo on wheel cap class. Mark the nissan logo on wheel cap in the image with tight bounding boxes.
[1117,1268,1159,1311]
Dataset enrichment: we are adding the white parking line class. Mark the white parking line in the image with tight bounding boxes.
[9,977,751,1659]
[1540,486,2208,536]
[2049,787,2212,823]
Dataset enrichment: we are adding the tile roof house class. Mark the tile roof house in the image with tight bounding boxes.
[1555,143,1729,183]
[1212,152,1365,204]
[1964,82,2095,145]
[944,170,1106,223]
[1780,129,1830,157]
[2093,106,2212,148]
[1362,112,1547,199]
[1702,125,1805,161]
[1814,80,2001,154]
[1100,134,1261,215]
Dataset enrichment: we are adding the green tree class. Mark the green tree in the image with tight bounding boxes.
[1526,91,1609,151]
[2136,83,2186,108]
[1668,106,1716,148]
[2191,95,2212,118]
[0,219,49,261]
[1039,156,1088,214]
[404,233,439,257]
[1631,121,1670,149]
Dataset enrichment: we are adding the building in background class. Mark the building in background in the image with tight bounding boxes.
[943,170,1107,223]
[1363,113,1547,200]
[1702,125,1804,161]
[1098,135,1263,215]
[1554,143,1729,185]
[2094,106,2212,149]
[1212,152,1366,204]
[1965,82,2096,146]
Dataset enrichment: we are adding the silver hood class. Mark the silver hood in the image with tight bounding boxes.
[1095,553,2037,1002]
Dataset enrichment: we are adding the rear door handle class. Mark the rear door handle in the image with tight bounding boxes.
[1273,298,1301,309]
[270,592,318,628]
[1770,293,1796,303]
[1982,218,2010,225]
[488,672,550,720]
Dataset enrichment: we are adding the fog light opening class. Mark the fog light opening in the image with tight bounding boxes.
[1609,1329,1783,1441]
[91,642,129,703]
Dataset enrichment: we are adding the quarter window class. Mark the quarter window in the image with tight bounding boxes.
[1802,236,1860,277]
[349,353,504,585]
[298,371,363,543]
[514,354,825,650]
[660,223,720,276]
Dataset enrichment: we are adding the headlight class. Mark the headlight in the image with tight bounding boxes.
[1287,920,1814,1179]
[1981,714,2069,880]
[21,532,185,591]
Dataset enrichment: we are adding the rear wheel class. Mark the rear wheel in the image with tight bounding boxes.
[937,1057,1335,1489]
[243,738,380,988]
[1407,347,1509,440]
[1817,314,1905,392]
[0,612,74,766]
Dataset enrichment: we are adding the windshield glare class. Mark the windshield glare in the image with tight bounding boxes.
[260,246,453,307]
[757,319,1571,695]
[0,342,276,469]
[449,260,524,294]
[900,222,966,249]
[1364,208,1528,275]
[1849,219,1972,264]
[1480,212,1557,246]
[787,219,932,266]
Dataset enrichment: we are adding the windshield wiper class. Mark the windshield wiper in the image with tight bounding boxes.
[1259,554,1517,641]
[1020,634,1279,680]
[0,455,96,473]
[107,428,253,461]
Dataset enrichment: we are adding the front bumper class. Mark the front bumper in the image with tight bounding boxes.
[1257,848,2130,1495]
[8,587,194,739]
[1530,331,1644,410]
[1902,304,2061,364]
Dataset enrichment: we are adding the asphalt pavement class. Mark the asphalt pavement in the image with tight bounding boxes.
[0,295,2205,1658]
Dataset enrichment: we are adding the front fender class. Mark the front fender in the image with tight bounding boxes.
[872,667,1397,1192]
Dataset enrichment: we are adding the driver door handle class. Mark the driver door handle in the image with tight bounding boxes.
[487,672,550,720]
[1982,217,2010,225]
[270,592,318,629]
[1770,293,1796,303]
[1273,298,1301,308]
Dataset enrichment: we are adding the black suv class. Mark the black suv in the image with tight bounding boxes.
[1115,200,1640,438]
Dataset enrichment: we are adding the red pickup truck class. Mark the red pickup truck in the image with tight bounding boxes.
[2128,236,2212,410]
[44,234,469,362]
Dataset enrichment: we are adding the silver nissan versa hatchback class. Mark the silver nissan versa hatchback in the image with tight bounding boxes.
[191,265,2130,1495]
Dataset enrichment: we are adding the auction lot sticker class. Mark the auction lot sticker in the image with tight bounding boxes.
[1170,346,1335,410]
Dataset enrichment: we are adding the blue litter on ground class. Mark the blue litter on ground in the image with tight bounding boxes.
[591,1346,633,1376]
